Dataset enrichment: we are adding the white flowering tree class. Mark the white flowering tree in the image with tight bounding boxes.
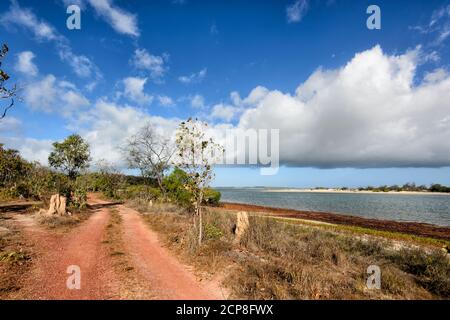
[175,118,224,245]
[1,44,18,120]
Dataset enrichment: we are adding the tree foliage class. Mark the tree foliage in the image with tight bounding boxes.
[0,143,30,188]
[92,159,126,199]
[48,134,90,180]
[0,144,70,200]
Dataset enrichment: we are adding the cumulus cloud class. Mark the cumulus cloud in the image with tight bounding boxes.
[1,136,53,165]
[23,75,57,112]
[424,68,448,83]
[122,77,153,105]
[87,0,139,37]
[9,45,450,170]
[24,74,90,117]
[178,68,207,84]
[233,45,450,168]
[62,90,90,109]
[211,104,240,122]
[286,0,309,23]
[72,100,180,166]
[190,94,205,108]
[130,48,167,81]
[14,51,38,76]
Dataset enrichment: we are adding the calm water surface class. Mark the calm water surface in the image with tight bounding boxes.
[216,188,450,227]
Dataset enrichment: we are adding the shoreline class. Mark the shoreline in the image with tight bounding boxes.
[219,201,450,241]
[262,189,450,195]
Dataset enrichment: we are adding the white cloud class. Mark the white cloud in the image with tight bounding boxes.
[412,4,450,45]
[15,51,38,76]
[62,90,90,109]
[190,94,205,108]
[232,45,450,167]
[158,95,174,106]
[286,0,309,23]
[1,99,171,167]
[0,1,60,41]
[0,1,100,79]
[61,0,85,9]
[24,75,58,112]
[57,44,100,79]
[0,117,22,134]
[211,104,240,122]
[178,68,207,84]
[72,100,180,166]
[424,68,448,83]
[130,48,167,81]
[1,136,53,165]
[24,74,90,117]
[8,43,450,170]
[87,0,139,37]
[61,0,138,37]
[122,77,153,105]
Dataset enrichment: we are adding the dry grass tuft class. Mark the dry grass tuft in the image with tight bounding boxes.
[139,205,449,300]
[35,211,90,230]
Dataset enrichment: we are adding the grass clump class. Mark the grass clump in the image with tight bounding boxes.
[35,211,90,230]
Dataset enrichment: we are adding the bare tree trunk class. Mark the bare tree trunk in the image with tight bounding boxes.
[198,205,202,246]
[197,192,204,246]
[156,175,167,200]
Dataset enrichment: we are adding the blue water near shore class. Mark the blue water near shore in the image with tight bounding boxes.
[216,188,450,227]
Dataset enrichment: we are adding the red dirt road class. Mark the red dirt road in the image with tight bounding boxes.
[7,195,225,300]
[11,198,120,299]
[120,206,225,300]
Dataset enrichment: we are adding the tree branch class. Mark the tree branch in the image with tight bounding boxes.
[0,98,14,120]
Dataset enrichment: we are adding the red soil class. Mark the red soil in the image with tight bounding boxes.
[7,194,225,299]
[119,205,225,299]
[11,197,120,299]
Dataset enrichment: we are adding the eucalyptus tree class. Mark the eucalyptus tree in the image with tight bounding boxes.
[124,123,175,197]
[175,118,224,245]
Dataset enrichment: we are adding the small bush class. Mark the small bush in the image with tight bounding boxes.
[0,250,30,265]
[122,185,161,201]
[204,223,223,240]
[387,248,450,296]
[203,188,221,206]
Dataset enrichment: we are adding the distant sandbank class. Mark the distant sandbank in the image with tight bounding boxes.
[262,188,450,196]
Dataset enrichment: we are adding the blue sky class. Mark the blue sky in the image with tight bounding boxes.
[1,0,450,187]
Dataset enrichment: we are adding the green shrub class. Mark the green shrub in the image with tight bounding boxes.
[203,188,221,206]
[204,223,223,240]
[163,168,194,208]
[163,168,221,208]
[71,177,88,208]
[122,184,161,200]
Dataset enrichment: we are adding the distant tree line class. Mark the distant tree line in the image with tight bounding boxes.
[356,183,450,193]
